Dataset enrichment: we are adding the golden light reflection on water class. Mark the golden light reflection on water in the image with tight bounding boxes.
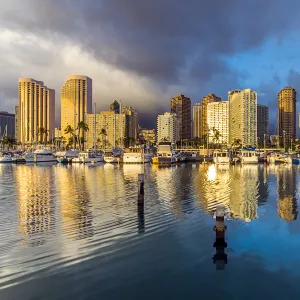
[16,165,53,246]
[194,164,259,222]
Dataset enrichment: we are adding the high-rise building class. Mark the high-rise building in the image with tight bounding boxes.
[228,89,257,146]
[110,100,120,114]
[19,78,55,144]
[157,112,179,144]
[201,94,222,139]
[192,103,202,138]
[122,106,138,141]
[15,106,19,142]
[85,111,126,149]
[0,111,15,139]
[207,101,229,144]
[138,128,156,145]
[170,94,191,140]
[257,104,269,146]
[61,75,92,140]
[278,87,296,147]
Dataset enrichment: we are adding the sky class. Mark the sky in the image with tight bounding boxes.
[1,0,300,129]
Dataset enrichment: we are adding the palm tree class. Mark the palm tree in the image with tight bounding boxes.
[38,127,48,144]
[64,125,75,148]
[77,121,89,150]
[2,136,14,150]
[100,128,107,149]
[212,127,221,148]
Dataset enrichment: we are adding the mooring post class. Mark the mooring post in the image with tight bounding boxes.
[138,173,145,202]
[213,204,228,270]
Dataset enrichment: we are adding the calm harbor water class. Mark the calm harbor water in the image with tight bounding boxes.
[1,163,300,299]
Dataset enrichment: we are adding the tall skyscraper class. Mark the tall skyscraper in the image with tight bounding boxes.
[157,112,179,144]
[110,100,120,114]
[207,101,229,144]
[192,103,202,138]
[257,104,269,146]
[19,78,55,144]
[228,89,257,146]
[278,87,296,147]
[122,106,138,140]
[85,111,126,149]
[170,94,191,140]
[201,94,221,139]
[61,75,92,140]
[0,111,15,138]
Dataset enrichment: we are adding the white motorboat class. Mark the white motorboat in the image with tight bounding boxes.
[25,149,57,163]
[123,147,152,164]
[268,153,292,164]
[213,150,230,164]
[240,150,258,164]
[0,154,13,163]
[72,150,104,163]
[104,151,121,163]
[152,142,178,165]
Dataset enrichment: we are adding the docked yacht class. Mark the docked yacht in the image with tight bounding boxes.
[72,150,104,163]
[25,149,57,163]
[0,154,13,163]
[104,150,122,163]
[152,142,177,165]
[240,150,258,164]
[123,147,152,163]
[268,153,292,164]
[213,150,230,164]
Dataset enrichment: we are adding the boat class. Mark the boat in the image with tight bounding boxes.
[0,154,13,163]
[123,147,152,164]
[104,151,120,163]
[240,149,258,164]
[11,153,26,164]
[57,157,69,164]
[72,150,104,163]
[56,150,79,163]
[172,151,186,162]
[152,142,178,165]
[268,153,292,164]
[213,150,230,164]
[292,157,300,165]
[24,149,57,163]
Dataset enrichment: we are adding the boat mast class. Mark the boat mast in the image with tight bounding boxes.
[93,102,96,152]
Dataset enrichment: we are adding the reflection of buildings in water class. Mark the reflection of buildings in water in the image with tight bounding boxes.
[154,165,194,219]
[277,166,298,222]
[16,166,52,246]
[123,164,144,182]
[257,164,269,204]
[58,166,93,240]
[230,165,259,222]
[194,164,231,214]
[194,165,259,222]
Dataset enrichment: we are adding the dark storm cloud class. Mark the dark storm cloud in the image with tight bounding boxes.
[1,0,300,85]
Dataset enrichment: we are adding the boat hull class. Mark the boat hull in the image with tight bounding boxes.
[0,157,13,163]
[213,157,230,164]
[104,157,120,163]
[123,154,152,164]
[152,156,177,165]
[241,157,258,164]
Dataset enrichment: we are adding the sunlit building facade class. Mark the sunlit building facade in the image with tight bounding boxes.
[228,89,257,146]
[192,103,202,138]
[207,101,229,144]
[278,87,296,147]
[86,111,126,149]
[201,94,221,139]
[157,112,179,144]
[18,78,55,143]
[61,75,92,140]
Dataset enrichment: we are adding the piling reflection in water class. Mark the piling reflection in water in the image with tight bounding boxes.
[277,165,298,222]
[213,205,227,270]
[16,165,54,247]
[58,166,94,240]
